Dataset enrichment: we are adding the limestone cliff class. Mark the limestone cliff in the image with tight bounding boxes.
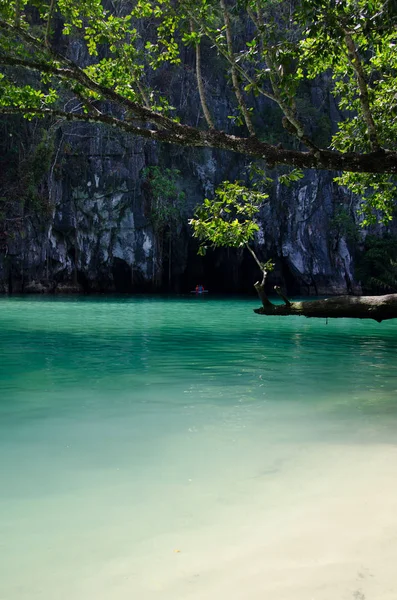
[0,36,375,296]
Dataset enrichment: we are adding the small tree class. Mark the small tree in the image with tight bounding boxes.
[189,180,275,305]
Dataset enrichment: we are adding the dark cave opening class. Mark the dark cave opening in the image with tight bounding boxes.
[112,258,133,293]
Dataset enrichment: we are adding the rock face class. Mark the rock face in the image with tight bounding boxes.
[0,36,368,297]
[271,172,360,296]
[0,121,362,296]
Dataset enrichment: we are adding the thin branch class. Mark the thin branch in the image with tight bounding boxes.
[274,285,291,307]
[45,0,56,46]
[190,20,215,129]
[246,3,261,32]
[245,243,274,307]
[344,31,381,151]
[267,52,320,153]
[219,0,256,136]
[245,243,264,273]
[136,81,151,110]
[47,131,63,205]
[66,84,103,116]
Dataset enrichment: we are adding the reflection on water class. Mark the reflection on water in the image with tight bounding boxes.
[1,296,397,600]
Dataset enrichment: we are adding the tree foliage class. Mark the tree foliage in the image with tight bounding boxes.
[189,180,275,284]
[189,180,267,254]
[0,0,396,220]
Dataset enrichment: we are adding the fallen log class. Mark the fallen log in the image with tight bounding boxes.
[254,291,397,322]
[246,246,397,322]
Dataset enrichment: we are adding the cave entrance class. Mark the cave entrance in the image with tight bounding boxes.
[112,258,133,293]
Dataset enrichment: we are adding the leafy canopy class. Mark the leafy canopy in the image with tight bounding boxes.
[0,0,396,223]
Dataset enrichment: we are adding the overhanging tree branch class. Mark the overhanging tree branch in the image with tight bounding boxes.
[1,7,397,176]
[0,106,396,174]
[267,52,320,154]
[0,19,196,132]
[0,53,203,133]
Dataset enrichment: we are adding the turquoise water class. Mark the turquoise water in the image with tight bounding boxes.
[1,296,397,600]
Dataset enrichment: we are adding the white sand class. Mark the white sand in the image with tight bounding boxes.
[75,444,397,600]
[2,406,397,600]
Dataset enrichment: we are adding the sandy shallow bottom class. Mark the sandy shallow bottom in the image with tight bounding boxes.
[2,409,397,600]
[86,447,397,600]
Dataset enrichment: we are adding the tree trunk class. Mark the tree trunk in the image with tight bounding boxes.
[254,294,397,323]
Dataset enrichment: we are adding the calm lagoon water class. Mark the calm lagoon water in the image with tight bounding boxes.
[1,295,397,599]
